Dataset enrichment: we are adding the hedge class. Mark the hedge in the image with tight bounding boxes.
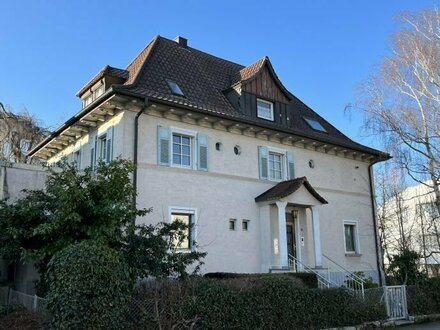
[204,272,318,288]
[407,277,440,315]
[134,276,386,329]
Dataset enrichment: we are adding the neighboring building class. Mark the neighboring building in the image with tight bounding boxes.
[379,182,440,277]
[29,35,389,284]
[0,107,47,163]
[0,161,48,292]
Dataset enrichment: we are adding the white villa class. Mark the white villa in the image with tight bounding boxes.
[28,35,390,286]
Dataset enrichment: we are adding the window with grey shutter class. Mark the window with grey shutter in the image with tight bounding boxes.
[286,151,295,180]
[197,133,208,171]
[258,146,268,180]
[90,135,97,169]
[157,126,170,166]
[106,126,114,163]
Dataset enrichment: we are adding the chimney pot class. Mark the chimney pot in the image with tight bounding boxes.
[174,36,188,47]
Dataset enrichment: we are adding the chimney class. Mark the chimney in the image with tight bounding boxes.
[174,36,188,47]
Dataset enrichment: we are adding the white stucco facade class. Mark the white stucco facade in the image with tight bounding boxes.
[42,108,382,282]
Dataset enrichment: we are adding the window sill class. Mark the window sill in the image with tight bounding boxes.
[345,253,362,257]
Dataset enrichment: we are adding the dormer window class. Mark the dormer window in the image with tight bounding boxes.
[303,117,327,133]
[167,80,185,96]
[94,84,105,99]
[257,99,274,121]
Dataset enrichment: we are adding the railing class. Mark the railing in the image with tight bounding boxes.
[288,254,337,289]
[0,287,48,314]
[322,254,365,298]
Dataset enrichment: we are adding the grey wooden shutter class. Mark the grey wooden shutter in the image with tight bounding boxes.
[90,135,97,169]
[106,126,114,163]
[157,126,170,166]
[286,151,295,180]
[258,146,268,180]
[197,133,208,171]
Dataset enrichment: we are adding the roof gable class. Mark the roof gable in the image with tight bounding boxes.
[255,177,328,204]
[234,57,293,103]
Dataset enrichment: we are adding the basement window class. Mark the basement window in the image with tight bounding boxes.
[166,80,185,96]
[303,117,327,133]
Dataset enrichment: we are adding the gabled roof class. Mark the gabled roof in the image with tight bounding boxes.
[76,65,128,97]
[31,35,389,160]
[255,177,328,204]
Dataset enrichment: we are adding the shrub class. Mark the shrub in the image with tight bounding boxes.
[46,241,133,330]
[204,272,318,288]
[407,278,440,315]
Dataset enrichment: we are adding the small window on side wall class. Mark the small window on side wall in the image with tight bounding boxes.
[229,219,236,231]
[257,99,274,121]
[242,220,250,231]
[344,221,360,254]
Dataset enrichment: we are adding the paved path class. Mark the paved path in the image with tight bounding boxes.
[400,321,440,329]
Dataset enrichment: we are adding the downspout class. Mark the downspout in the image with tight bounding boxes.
[368,160,385,286]
[133,98,149,207]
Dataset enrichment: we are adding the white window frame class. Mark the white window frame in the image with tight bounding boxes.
[169,206,198,252]
[267,146,287,182]
[170,127,197,170]
[257,98,274,121]
[73,148,82,171]
[98,133,107,163]
[343,220,360,255]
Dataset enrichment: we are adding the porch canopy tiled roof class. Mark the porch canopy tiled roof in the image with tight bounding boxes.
[255,177,328,204]
[29,35,391,160]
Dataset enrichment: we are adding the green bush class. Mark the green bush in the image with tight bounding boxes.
[178,276,386,329]
[204,272,318,288]
[407,278,440,315]
[46,241,133,330]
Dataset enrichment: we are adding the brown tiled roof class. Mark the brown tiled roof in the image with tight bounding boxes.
[67,35,388,158]
[255,177,328,204]
[76,65,128,97]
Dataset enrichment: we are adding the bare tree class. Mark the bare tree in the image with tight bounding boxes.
[358,8,440,217]
[0,102,47,163]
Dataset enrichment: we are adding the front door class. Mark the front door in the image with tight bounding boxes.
[286,223,296,258]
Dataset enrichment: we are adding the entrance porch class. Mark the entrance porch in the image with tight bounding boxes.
[255,177,328,273]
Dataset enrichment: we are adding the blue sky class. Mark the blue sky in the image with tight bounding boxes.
[0,0,438,149]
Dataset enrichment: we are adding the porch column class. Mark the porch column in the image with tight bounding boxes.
[276,201,288,268]
[311,206,322,268]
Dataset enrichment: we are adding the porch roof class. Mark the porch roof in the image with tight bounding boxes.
[254,176,328,204]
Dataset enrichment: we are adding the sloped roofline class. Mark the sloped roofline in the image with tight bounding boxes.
[255,176,328,203]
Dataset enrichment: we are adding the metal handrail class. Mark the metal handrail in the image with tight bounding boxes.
[288,254,337,289]
[322,254,365,298]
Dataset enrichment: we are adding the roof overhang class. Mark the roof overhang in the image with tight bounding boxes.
[255,176,328,205]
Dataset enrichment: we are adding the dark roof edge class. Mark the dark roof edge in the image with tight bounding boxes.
[118,90,389,159]
[28,87,121,158]
[254,176,329,203]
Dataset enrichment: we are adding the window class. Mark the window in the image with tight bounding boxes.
[242,220,249,231]
[258,146,294,181]
[269,152,283,180]
[83,94,93,108]
[229,219,236,231]
[173,134,192,167]
[166,80,185,96]
[157,126,208,171]
[257,99,274,121]
[94,85,105,100]
[99,134,107,161]
[344,221,360,254]
[303,117,327,133]
[73,149,81,170]
[171,207,196,251]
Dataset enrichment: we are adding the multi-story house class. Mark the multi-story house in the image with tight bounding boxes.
[29,35,389,285]
[380,182,440,277]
